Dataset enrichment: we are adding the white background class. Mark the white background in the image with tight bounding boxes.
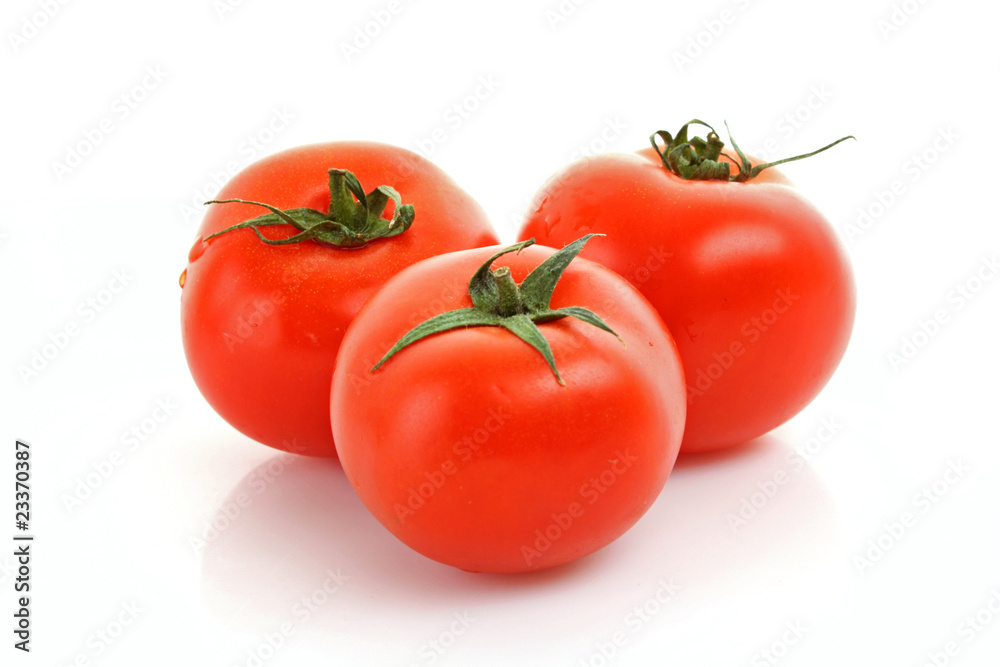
[2,0,999,665]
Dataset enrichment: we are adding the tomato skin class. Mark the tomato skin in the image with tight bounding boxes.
[330,244,686,573]
[518,150,855,453]
[181,142,498,457]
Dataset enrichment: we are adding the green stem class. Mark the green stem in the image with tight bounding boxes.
[494,267,522,317]
[204,168,415,248]
[649,119,855,183]
[370,235,621,386]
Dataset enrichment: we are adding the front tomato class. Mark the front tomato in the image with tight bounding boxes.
[181,142,498,457]
[330,237,687,573]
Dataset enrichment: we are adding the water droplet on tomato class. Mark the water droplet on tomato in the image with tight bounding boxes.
[178,269,186,288]
[543,211,561,233]
[188,237,208,262]
[534,196,549,213]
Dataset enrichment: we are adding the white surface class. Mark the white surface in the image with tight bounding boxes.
[3,0,999,665]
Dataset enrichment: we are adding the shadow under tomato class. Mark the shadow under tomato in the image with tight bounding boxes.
[199,430,842,654]
[198,455,607,634]
[619,431,843,589]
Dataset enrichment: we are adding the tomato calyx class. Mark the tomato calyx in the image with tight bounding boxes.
[649,119,854,183]
[203,169,415,248]
[371,235,622,386]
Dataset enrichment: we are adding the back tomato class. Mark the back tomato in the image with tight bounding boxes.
[181,142,498,457]
[518,125,855,452]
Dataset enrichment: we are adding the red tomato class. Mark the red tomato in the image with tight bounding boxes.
[181,142,498,457]
[330,237,687,573]
[518,122,856,453]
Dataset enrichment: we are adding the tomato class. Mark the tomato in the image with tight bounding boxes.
[330,236,687,573]
[180,141,498,457]
[518,121,856,453]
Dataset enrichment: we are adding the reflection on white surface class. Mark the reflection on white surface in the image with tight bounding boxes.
[199,434,846,665]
